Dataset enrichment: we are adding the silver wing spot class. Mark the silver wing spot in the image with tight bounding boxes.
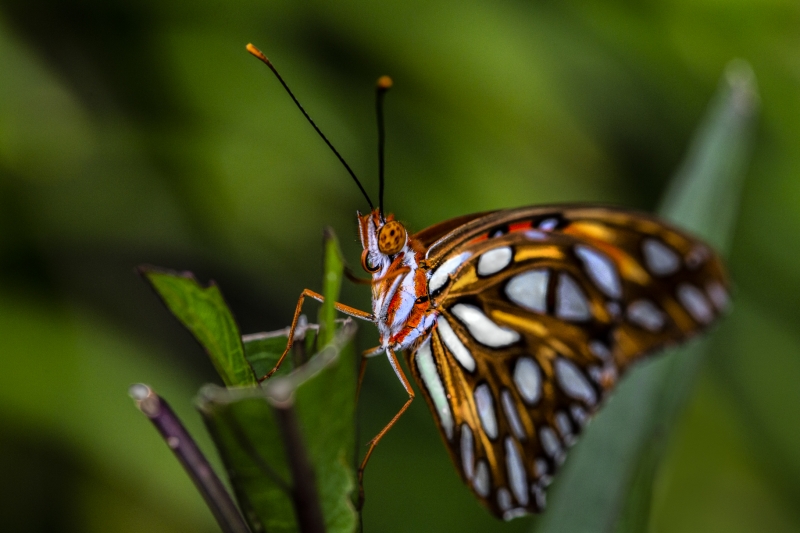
[505,437,529,506]
[555,273,592,321]
[437,315,476,372]
[506,269,549,313]
[642,238,680,276]
[513,357,542,405]
[555,357,597,406]
[415,338,454,440]
[575,245,622,298]
[451,303,520,347]
[460,424,475,480]
[473,460,491,497]
[477,246,513,276]
[501,389,526,441]
[429,252,472,293]
[706,281,730,311]
[677,283,715,324]
[627,299,666,331]
[474,383,498,439]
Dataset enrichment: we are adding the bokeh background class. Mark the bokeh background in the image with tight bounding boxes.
[0,0,799,532]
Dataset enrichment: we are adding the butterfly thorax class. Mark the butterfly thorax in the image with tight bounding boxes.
[358,210,437,351]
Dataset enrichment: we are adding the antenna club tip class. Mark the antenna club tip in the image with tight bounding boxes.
[246,43,269,62]
[377,75,393,90]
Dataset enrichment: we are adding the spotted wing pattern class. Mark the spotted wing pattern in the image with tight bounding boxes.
[405,206,729,519]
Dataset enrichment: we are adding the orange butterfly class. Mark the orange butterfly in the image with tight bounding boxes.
[247,44,728,520]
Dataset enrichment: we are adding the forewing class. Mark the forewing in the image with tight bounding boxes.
[407,207,728,519]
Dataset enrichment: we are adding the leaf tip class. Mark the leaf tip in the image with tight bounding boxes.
[724,59,759,118]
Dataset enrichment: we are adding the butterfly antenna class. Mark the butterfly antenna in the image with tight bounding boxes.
[246,43,375,210]
[376,76,392,219]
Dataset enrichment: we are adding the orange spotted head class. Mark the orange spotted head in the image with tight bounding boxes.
[378,220,407,255]
[358,210,409,274]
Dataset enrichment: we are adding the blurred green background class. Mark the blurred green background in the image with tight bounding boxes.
[0,0,798,531]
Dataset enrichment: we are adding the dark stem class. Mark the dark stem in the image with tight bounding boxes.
[272,398,326,533]
[130,384,251,533]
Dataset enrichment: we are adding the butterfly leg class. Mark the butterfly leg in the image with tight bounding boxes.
[357,348,415,510]
[356,346,384,402]
[258,288,374,382]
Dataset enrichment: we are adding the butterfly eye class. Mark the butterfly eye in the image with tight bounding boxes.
[361,249,381,273]
[378,221,407,255]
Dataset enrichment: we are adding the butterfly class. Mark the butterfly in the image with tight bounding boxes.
[246,44,729,520]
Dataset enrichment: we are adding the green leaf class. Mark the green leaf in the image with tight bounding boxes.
[533,61,758,533]
[243,325,318,380]
[317,228,345,349]
[198,319,359,533]
[141,267,257,387]
[198,229,356,532]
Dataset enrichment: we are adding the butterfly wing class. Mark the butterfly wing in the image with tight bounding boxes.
[405,206,728,519]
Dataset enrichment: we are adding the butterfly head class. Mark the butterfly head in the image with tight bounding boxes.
[357,209,410,275]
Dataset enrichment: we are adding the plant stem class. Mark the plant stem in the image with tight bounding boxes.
[130,384,251,533]
[270,392,326,533]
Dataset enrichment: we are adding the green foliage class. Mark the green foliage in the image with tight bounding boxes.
[317,229,345,349]
[1,1,798,531]
[139,229,356,532]
[199,322,358,533]
[244,331,298,380]
[140,268,258,387]
[533,62,757,533]
[195,229,357,533]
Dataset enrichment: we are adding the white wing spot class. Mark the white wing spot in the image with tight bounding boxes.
[473,460,491,497]
[642,238,680,276]
[474,383,498,439]
[429,252,472,293]
[706,281,729,311]
[555,357,597,406]
[501,389,526,441]
[539,426,564,464]
[477,246,513,276]
[451,303,520,347]
[506,269,549,313]
[627,299,666,331]
[503,508,529,521]
[460,424,475,481]
[513,357,542,405]
[588,340,612,361]
[575,245,622,298]
[524,229,548,240]
[505,437,529,506]
[437,315,476,372]
[570,404,588,427]
[531,483,547,509]
[415,338,454,440]
[678,283,715,324]
[555,411,575,446]
[589,365,603,384]
[538,218,559,231]
[534,458,548,478]
[497,487,512,511]
[555,273,592,321]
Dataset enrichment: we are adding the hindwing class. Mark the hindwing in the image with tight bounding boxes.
[406,206,728,519]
